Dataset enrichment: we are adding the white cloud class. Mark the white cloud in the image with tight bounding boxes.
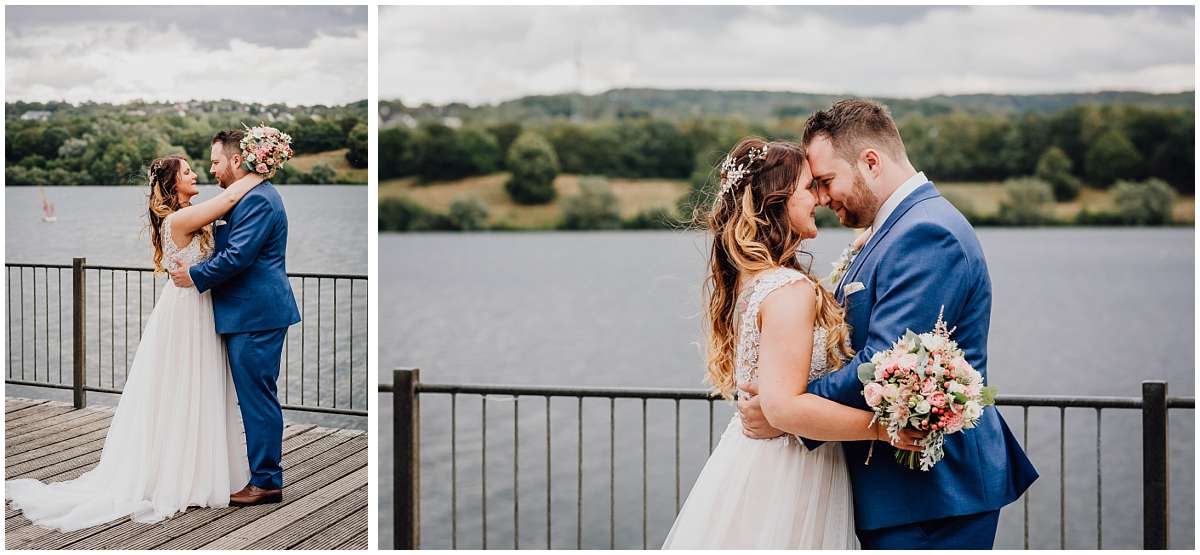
[6,8,367,105]
[381,5,1194,105]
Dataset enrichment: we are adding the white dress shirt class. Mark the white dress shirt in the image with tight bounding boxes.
[871,171,928,232]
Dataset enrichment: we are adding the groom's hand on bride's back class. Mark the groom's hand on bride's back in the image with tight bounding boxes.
[169,257,194,288]
[736,383,785,440]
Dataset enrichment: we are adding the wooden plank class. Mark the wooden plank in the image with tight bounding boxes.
[5,412,112,454]
[287,504,368,550]
[5,398,48,414]
[152,437,365,550]
[42,427,339,551]
[5,407,104,438]
[246,488,367,550]
[6,437,105,478]
[5,427,109,466]
[8,443,104,480]
[337,530,368,550]
[201,469,367,549]
[5,418,322,540]
[6,404,73,426]
[72,430,356,550]
[3,398,367,552]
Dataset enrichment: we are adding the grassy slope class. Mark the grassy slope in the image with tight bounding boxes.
[382,174,1194,229]
[381,173,690,229]
[290,149,368,183]
[938,182,1195,223]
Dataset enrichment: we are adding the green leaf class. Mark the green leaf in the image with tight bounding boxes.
[858,363,876,384]
[980,386,998,405]
[953,392,968,405]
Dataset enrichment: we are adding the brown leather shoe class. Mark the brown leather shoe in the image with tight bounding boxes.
[229,485,283,506]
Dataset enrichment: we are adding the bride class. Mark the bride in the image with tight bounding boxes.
[6,156,263,532]
[662,138,924,549]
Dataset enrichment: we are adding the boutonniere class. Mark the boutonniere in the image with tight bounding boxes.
[826,229,872,286]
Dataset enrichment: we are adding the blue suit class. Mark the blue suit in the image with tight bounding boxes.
[802,182,1037,548]
[190,181,300,490]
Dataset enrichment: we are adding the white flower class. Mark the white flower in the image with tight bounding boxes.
[914,400,931,414]
[246,153,256,162]
[964,401,982,421]
[921,333,947,352]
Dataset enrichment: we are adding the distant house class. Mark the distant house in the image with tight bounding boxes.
[20,111,51,122]
[442,116,462,129]
[126,110,147,116]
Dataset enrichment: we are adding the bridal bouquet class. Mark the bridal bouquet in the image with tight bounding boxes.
[858,308,996,471]
[240,124,294,179]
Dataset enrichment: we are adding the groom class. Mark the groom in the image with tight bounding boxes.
[169,129,301,506]
[738,100,1038,548]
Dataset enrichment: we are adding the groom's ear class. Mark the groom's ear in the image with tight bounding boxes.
[862,149,883,176]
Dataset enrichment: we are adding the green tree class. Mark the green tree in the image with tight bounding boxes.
[997,177,1055,226]
[456,128,502,175]
[345,123,368,169]
[486,122,522,163]
[1112,178,1176,225]
[447,197,490,231]
[1084,129,1144,187]
[1034,146,1081,201]
[379,126,420,179]
[504,132,559,205]
[562,177,621,230]
[310,164,337,184]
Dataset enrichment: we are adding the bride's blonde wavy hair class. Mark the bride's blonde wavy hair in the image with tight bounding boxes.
[703,137,854,399]
[147,156,212,273]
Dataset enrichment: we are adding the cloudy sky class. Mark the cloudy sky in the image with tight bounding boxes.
[382,5,1195,105]
[6,6,366,105]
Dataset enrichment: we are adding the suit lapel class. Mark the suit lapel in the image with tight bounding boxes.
[842,182,940,289]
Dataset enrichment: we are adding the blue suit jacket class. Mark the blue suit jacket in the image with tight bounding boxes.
[802,182,1037,530]
[189,181,301,334]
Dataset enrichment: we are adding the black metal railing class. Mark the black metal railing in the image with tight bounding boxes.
[381,368,1194,549]
[5,259,367,416]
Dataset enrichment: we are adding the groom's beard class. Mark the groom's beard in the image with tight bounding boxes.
[217,169,236,189]
[836,169,881,229]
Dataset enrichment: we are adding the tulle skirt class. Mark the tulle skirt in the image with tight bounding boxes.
[6,281,250,532]
[663,415,859,549]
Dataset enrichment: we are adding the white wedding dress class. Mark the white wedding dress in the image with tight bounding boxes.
[5,214,250,532]
[663,267,859,549]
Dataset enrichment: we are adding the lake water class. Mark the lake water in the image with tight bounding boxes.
[379,229,1194,549]
[5,185,368,430]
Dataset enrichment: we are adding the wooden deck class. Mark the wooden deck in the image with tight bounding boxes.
[4,398,368,550]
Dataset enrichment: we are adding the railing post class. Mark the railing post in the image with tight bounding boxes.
[71,257,86,409]
[395,368,420,549]
[1142,380,1168,549]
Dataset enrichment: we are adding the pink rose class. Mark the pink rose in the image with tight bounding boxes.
[929,391,947,408]
[921,378,938,395]
[256,163,269,173]
[941,409,965,433]
[864,382,884,407]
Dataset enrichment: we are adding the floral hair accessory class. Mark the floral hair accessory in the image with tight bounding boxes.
[718,145,769,199]
[240,123,294,179]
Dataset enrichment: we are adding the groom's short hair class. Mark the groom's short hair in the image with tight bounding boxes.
[211,129,245,159]
[802,99,906,164]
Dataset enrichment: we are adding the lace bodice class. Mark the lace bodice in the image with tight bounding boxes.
[161,214,208,273]
[734,267,835,400]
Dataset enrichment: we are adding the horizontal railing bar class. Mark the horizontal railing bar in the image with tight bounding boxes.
[281,403,368,417]
[379,381,1196,409]
[4,263,72,270]
[6,379,72,391]
[7,262,365,281]
[84,385,123,395]
[416,383,720,400]
[285,271,368,280]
